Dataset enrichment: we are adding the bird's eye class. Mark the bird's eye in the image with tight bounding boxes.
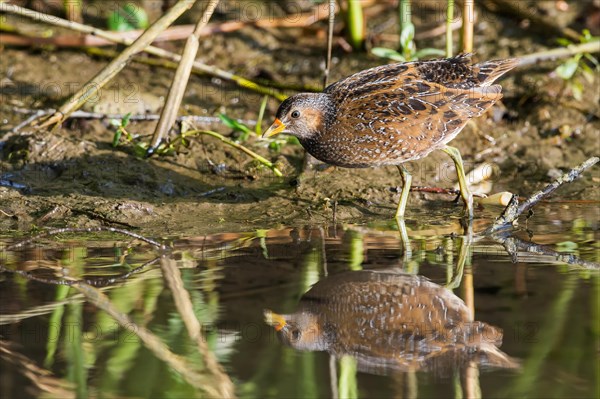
[291,110,301,119]
[291,329,301,341]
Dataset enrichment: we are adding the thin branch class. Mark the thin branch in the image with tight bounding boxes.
[517,41,600,67]
[493,235,600,270]
[486,157,599,234]
[0,257,160,287]
[0,254,224,396]
[84,47,320,92]
[0,340,75,398]
[9,109,47,133]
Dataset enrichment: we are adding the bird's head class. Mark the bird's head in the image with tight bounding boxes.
[264,309,329,351]
[262,93,332,141]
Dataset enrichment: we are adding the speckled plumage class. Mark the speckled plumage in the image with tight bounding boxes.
[264,54,518,218]
[265,270,518,374]
[272,54,517,168]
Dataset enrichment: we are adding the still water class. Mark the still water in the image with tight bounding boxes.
[1,204,598,398]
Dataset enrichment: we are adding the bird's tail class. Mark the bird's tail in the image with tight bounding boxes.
[476,58,520,86]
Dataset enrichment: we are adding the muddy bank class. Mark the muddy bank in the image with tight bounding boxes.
[1,1,599,236]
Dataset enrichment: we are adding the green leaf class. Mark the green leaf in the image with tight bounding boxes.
[579,29,599,43]
[371,47,406,62]
[580,63,595,83]
[133,143,148,158]
[121,112,131,127]
[569,79,584,101]
[556,241,579,251]
[400,22,415,50]
[286,136,300,145]
[583,53,600,69]
[582,29,591,41]
[218,113,252,134]
[414,48,446,59]
[112,129,122,147]
[107,4,149,32]
[555,58,579,80]
[556,38,572,47]
[268,141,281,152]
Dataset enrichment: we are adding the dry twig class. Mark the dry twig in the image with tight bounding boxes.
[149,0,220,154]
[486,157,599,234]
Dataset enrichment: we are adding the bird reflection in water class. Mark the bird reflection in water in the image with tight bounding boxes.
[265,270,518,375]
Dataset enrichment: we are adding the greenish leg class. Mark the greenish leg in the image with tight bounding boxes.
[395,165,412,219]
[442,145,474,219]
[397,218,412,261]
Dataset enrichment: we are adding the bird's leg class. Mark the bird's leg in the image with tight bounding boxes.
[395,165,412,219]
[442,145,474,219]
[396,217,412,261]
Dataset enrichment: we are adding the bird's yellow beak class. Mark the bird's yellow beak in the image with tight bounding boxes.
[264,309,287,331]
[262,118,286,138]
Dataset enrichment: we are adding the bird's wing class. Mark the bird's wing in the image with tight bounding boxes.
[413,54,519,88]
[327,75,504,157]
[325,55,518,98]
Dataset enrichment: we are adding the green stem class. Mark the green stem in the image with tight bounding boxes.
[338,356,358,399]
[446,0,454,57]
[185,129,283,177]
[255,96,269,135]
[44,284,70,368]
[346,0,365,50]
[512,274,577,396]
[399,0,412,42]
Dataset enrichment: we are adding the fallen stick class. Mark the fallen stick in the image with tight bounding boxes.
[486,157,599,234]
[494,235,600,270]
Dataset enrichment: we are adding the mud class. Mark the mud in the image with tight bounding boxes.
[1,1,599,236]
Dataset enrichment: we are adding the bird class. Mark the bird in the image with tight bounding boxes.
[264,270,519,375]
[263,54,518,219]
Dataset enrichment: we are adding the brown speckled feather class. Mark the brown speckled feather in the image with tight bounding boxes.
[270,270,518,374]
[264,54,517,217]
[300,54,519,167]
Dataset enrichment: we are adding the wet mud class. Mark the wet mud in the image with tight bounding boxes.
[1,1,598,236]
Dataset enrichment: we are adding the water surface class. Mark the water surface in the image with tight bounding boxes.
[1,204,598,398]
